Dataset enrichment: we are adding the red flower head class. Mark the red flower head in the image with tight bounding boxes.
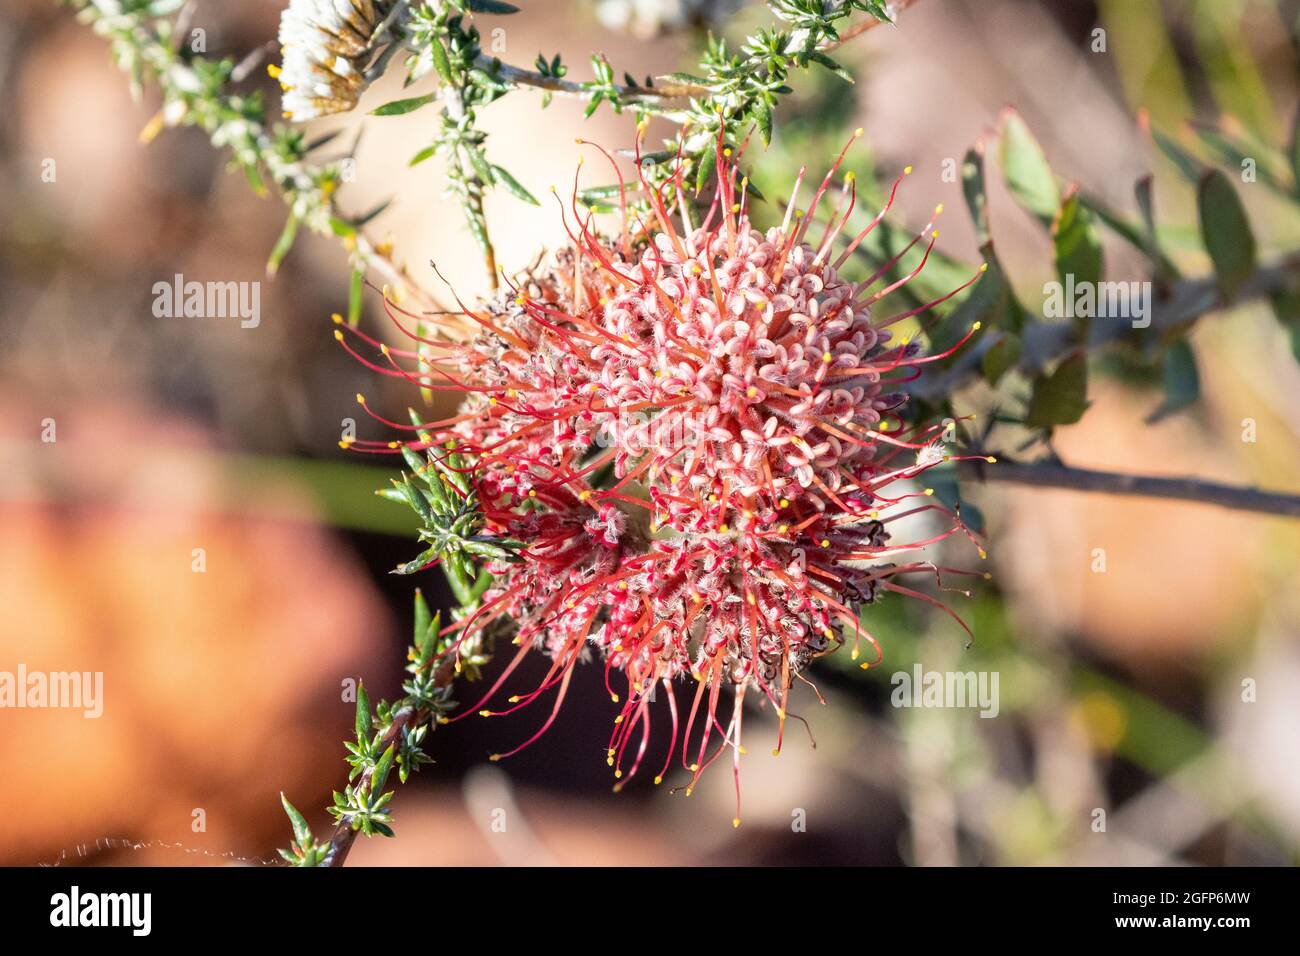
[339,132,992,824]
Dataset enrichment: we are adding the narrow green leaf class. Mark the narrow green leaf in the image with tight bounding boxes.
[370,744,397,795]
[807,51,854,84]
[1197,169,1256,301]
[998,108,1059,226]
[490,165,540,205]
[428,40,454,85]
[694,146,717,195]
[409,144,438,168]
[753,101,774,146]
[280,793,313,848]
[347,268,364,327]
[371,93,437,117]
[355,683,371,741]
[266,213,299,276]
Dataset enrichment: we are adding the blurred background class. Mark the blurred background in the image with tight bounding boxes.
[1,0,1298,866]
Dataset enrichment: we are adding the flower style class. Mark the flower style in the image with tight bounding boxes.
[274,0,396,120]
[339,134,993,824]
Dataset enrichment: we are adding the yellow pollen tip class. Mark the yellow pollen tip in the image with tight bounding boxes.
[935,203,945,215]
[528,489,537,497]
[860,662,872,670]
[436,716,449,725]
[778,524,789,534]
[355,393,366,405]
[851,646,860,660]
[337,440,352,450]
[771,748,781,757]
[508,695,520,703]
[689,763,699,772]
[986,456,997,463]
[979,262,990,272]
[654,775,663,785]
[614,770,623,779]
[820,539,830,547]
[822,352,834,363]
[983,572,993,580]
[331,313,343,324]
[267,64,282,79]
[488,397,498,405]
[732,203,741,213]
[489,754,501,762]
[380,343,390,356]
[611,693,620,703]
[779,499,789,508]
[747,387,757,398]
[733,818,741,828]
[904,165,913,175]
[615,715,624,724]
[932,230,940,240]
[685,788,693,797]
[845,171,856,183]
[333,330,344,341]
[979,549,988,559]
[854,126,864,137]
[924,488,935,496]
[387,441,399,449]
[723,148,732,157]
[972,321,983,331]
[719,525,729,533]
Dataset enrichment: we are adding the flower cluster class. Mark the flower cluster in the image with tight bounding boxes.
[274,0,397,120]
[341,137,990,823]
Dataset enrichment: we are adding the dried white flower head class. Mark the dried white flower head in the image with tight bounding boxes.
[274,0,394,120]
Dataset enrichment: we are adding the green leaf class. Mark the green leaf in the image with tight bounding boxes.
[1025,352,1089,428]
[469,0,520,12]
[371,93,437,117]
[981,332,1022,385]
[1052,186,1103,338]
[266,213,299,276]
[690,145,716,196]
[753,101,774,147]
[1146,339,1200,423]
[428,40,454,85]
[280,793,313,848]
[998,108,1059,226]
[961,145,992,248]
[1197,169,1256,301]
[355,683,371,741]
[409,144,438,167]
[370,744,397,795]
[413,588,432,647]
[347,268,364,327]
[491,165,540,205]
[807,50,854,84]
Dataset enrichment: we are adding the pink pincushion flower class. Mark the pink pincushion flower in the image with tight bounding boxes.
[340,137,992,822]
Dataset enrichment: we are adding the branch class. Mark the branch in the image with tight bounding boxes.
[961,458,1300,518]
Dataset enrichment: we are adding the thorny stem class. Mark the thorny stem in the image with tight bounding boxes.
[323,661,457,867]
[963,458,1300,518]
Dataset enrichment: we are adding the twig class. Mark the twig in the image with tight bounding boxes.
[323,656,458,867]
[823,0,920,51]
[962,458,1300,518]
